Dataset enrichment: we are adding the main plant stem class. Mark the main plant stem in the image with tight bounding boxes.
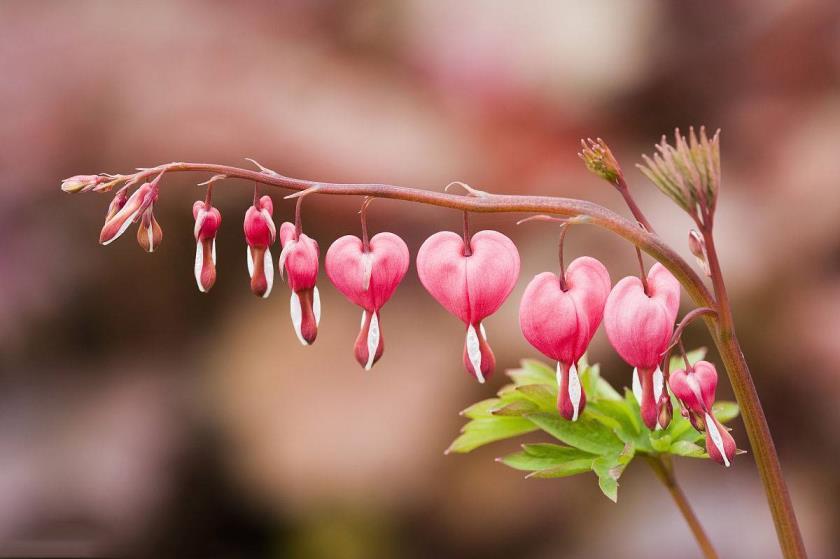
[647,455,718,559]
[118,161,804,557]
[702,228,807,558]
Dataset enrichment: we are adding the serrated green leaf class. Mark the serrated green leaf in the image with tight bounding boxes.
[586,398,651,451]
[515,384,556,411]
[447,417,538,454]
[669,440,708,458]
[649,430,672,452]
[712,401,739,423]
[580,361,622,401]
[592,443,635,503]
[525,412,624,456]
[500,443,595,475]
[490,400,539,417]
[461,398,502,419]
[508,360,555,386]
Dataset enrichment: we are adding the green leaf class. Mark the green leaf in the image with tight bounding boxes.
[592,443,635,502]
[586,398,650,451]
[515,384,556,411]
[508,360,555,386]
[447,417,538,454]
[461,398,502,419]
[649,430,672,453]
[712,401,739,423]
[490,400,539,417]
[525,412,625,456]
[499,443,595,476]
[580,360,622,401]
[669,440,708,458]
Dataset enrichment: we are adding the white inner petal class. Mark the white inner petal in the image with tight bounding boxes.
[365,311,380,370]
[653,366,664,402]
[278,239,296,280]
[360,309,367,329]
[211,238,216,265]
[102,208,141,245]
[687,374,705,407]
[247,246,254,278]
[313,286,321,326]
[194,241,205,292]
[479,323,487,341]
[361,253,373,291]
[290,291,306,345]
[260,208,276,240]
[705,412,730,467]
[632,368,642,404]
[194,210,206,239]
[568,362,582,421]
[466,325,484,384]
[262,248,274,298]
[147,223,155,252]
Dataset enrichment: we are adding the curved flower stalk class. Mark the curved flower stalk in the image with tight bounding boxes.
[604,263,680,430]
[416,229,520,383]
[193,200,221,292]
[243,194,276,298]
[519,256,610,420]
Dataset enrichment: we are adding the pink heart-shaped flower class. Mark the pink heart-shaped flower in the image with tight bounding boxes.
[325,232,409,370]
[519,256,611,420]
[279,222,321,346]
[416,230,520,382]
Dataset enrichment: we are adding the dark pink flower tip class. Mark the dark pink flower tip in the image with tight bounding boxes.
[705,414,737,467]
[99,182,156,245]
[633,366,666,430]
[416,230,520,382]
[604,262,680,370]
[193,201,222,293]
[325,232,409,369]
[556,362,587,421]
[243,196,276,298]
[279,222,321,345]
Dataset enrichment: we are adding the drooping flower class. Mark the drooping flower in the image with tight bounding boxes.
[669,360,737,467]
[519,257,611,420]
[243,195,276,298]
[279,221,321,345]
[416,230,520,383]
[604,262,680,429]
[193,200,222,293]
[325,232,409,369]
[99,181,159,247]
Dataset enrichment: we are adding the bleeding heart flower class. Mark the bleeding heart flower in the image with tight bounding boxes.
[416,230,520,383]
[279,222,321,345]
[193,200,221,293]
[669,360,736,467]
[99,182,158,246]
[243,195,276,298]
[519,256,611,420]
[604,262,680,429]
[325,232,409,369]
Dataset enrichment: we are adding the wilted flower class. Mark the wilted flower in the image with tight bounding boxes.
[519,256,611,420]
[416,230,520,383]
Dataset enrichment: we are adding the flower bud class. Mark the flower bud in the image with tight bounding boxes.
[519,257,611,420]
[100,182,157,246]
[416,230,520,383]
[688,230,711,276]
[243,195,276,298]
[279,222,321,345]
[193,201,222,292]
[604,263,680,429]
[669,360,736,467]
[136,206,163,252]
[578,138,623,184]
[325,232,409,369]
[62,174,122,193]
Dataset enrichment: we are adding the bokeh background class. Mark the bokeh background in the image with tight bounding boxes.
[2,0,839,557]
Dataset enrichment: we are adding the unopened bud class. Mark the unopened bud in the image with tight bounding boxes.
[688,230,710,276]
[578,138,623,184]
[657,391,673,429]
[136,208,163,253]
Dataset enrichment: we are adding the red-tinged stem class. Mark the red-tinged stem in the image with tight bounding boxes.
[294,196,303,239]
[615,174,656,234]
[661,306,718,376]
[99,161,805,557]
[462,210,472,256]
[647,455,718,559]
[701,227,807,558]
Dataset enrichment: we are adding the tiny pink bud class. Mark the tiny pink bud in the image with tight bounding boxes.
[604,263,680,429]
[416,230,520,383]
[136,206,163,252]
[279,222,321,345]
[688,230,711,276]
[669,360,735,466]
[657,391,673,429]
[193,201,222,293]
[243,195,276,298]
[519,256,611,420]
[62,174,100,193]
[325,232,409,369]
[99,182,157,246]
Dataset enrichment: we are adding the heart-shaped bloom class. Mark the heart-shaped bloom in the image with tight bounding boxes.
[604,263,680,429]
[100,182,159,246]
[416,230,520,383]
[519,257,611,420]
[325,232,409,369]
[669,360,736,467]
[279,222,321,345]
[193,201,222,293]
[243,195,276,298]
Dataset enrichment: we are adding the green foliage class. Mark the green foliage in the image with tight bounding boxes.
[448,351,739,502]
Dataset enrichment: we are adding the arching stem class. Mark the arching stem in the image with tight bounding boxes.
[294,195,303,239]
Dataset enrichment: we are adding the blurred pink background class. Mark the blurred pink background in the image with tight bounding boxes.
[2,1,839,557]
